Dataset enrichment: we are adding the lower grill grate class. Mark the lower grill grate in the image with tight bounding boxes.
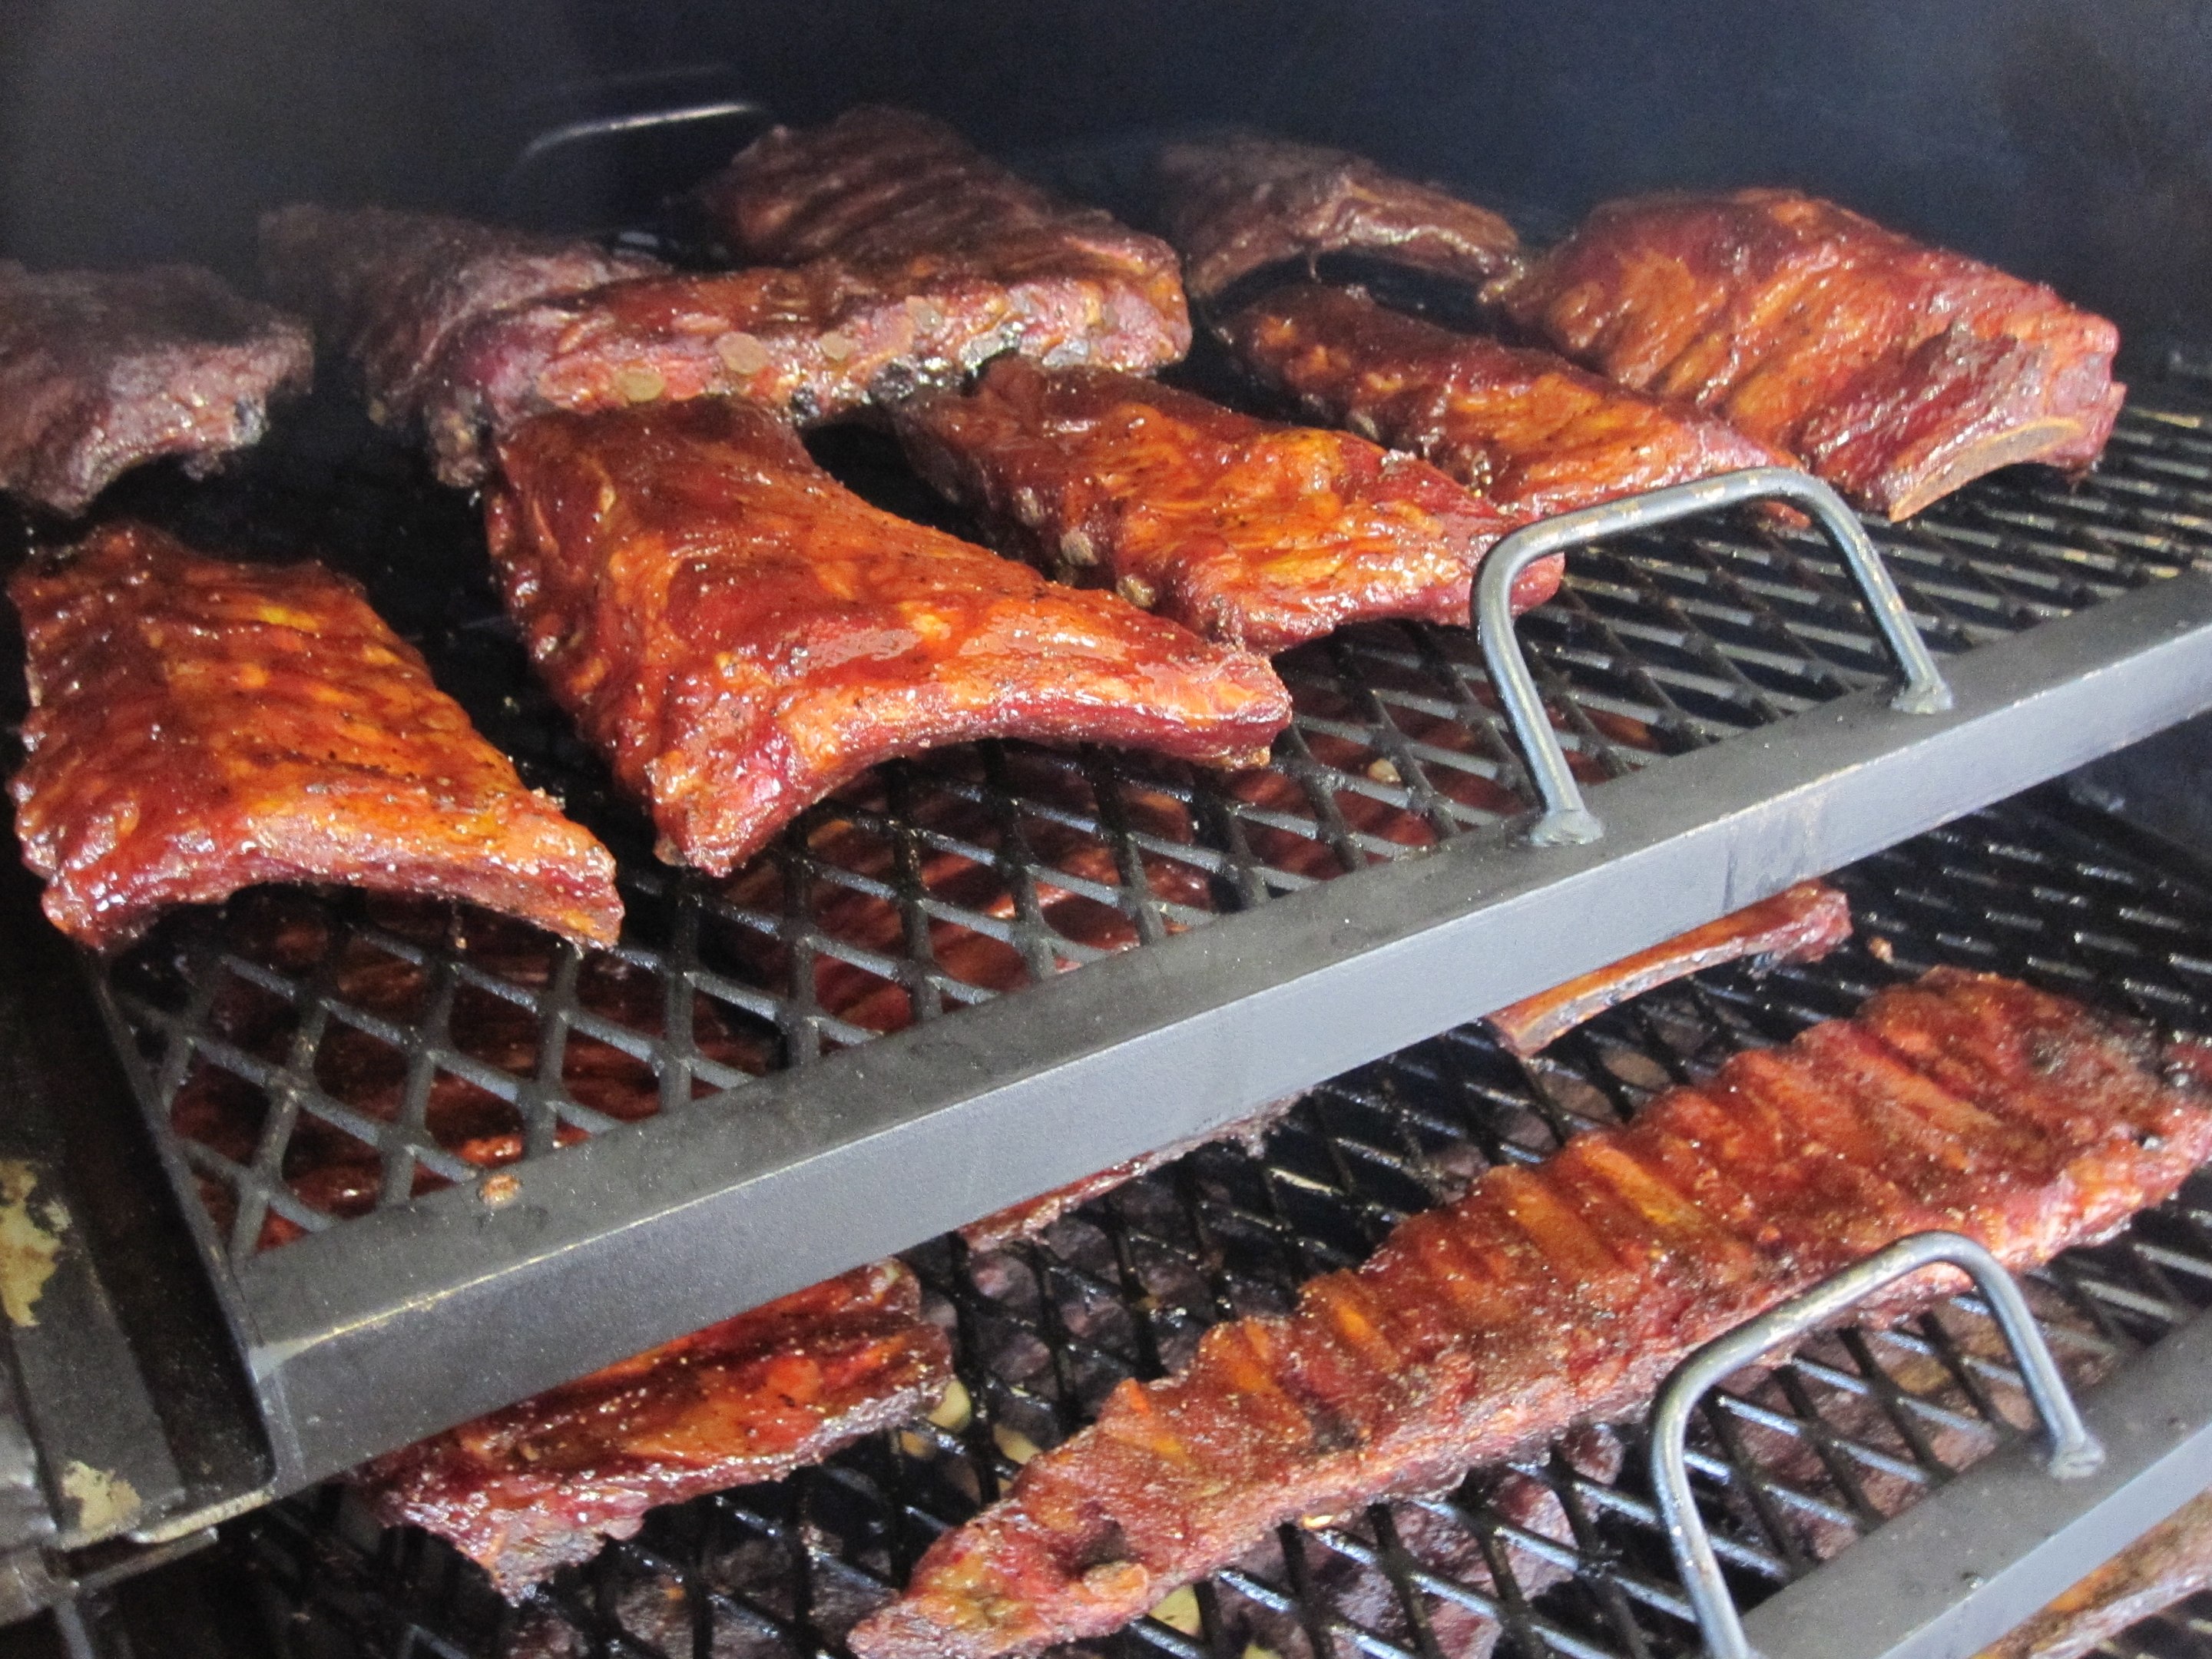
[68,366,2212,1266]
[220,786,2212,1659]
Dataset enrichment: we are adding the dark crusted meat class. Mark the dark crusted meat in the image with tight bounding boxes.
[1222,283,1792,522]
[358,1261,952,1599]
[483,397,1291,874]
[849,968,2212,1659]
[1485,880,1852,1056]
[1492,190,2124,518]
[419,109,1190,488]
[8,522,621,950]
[0,261,310,515]
[893,356,1558,652]
[1154,132,1524,303]
[257,204,664,432]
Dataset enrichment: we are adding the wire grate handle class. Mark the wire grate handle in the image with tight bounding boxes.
[1649,1230,2104,1659]
[1475,466,1954,846]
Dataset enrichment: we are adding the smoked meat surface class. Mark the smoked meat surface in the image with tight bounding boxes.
[893,356,1559,652]
[8,522,621,950]
[1492,190,2123,518]
[483,397,1291,874]
[850,968,2212,1659]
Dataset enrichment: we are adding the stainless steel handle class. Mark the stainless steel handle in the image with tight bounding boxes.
[1650,1229,2104,1659]
[1475,466,1954,846]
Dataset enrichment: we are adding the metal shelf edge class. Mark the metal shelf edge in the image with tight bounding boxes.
[1742,1303,2212,1659]
[236,571,2212,1488]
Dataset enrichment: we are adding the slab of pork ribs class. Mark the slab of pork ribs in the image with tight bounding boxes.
[482,396,1291,873]
[1485,879,1853,1056]
[7,522,622,950]
[1153,131,1525,304]
[1221,282,1793,522]
[398,107,1189,487]
[1492,189,2124,518]
[892,356,1561,652]
[359,1260,952,1599]
[850,967,2212,1659]
[0,261,311,515]
[257,204,666,435]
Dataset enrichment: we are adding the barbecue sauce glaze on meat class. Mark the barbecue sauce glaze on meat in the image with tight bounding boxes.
[0,262,311,515]
[484,397,1292,875]
[417,108,1189,488]
[851,968,2212,1659]
[1223,283,1794,522]
[8,523,621,950]
[1485,879,1853,1057]
[893,356,1560,652]
[1493,189,2124,518]
[359,1261,952,1598]
[257,204,665,434]
[1154,133,1525,303]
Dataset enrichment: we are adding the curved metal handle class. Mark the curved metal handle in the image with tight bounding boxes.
[1650,1230,2104,1659]
[499,99,773,214]
[1475,466,1954,846]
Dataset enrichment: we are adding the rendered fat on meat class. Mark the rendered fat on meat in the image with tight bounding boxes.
[1154,131,1524,303]
[358,1260,952,1598]
[850,968,2212,1659]
[893,356,1559,653]
[257,204,666,432]
[418,108,1190,488]
[0,261,311,515]
[483,396,1292,875]
[1222,282,1794,522]
[8,522,622,951]
[1493,189,2124,518]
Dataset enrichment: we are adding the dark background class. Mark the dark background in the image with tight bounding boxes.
[4,0,2210,346]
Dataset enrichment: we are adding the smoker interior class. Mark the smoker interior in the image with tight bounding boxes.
[148,786,2207,1659]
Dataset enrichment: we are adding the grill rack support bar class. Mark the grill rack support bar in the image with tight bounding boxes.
[1475,466,1955,846]
[1650,1230,2104,1659]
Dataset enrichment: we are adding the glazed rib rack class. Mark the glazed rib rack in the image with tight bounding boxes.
[220,790,2212,1659]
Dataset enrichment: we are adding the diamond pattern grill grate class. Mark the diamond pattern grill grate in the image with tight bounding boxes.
[217,788,2212,1659]
[65,363,2212,1264]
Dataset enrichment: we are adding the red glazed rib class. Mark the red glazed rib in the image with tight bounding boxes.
[1485,879,1853,1056]
[1223,283,1794,522]
[894,356,1557,652]
[850,968,2212,1659]
[1493,190,2123,518]
[483,397,1292,874]
[8,522,621,950]
[359,1261,952,1598]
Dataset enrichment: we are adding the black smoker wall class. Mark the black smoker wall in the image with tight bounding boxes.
[3,0,2208,346]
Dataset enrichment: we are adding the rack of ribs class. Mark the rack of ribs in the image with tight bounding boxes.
[1485,879,1853,1056]
[1153,132,1524,304]
[411,108,1191,488]
[0,261,311,515]
[359,1260,952,1598]
[1491,190,2124,519]
[849,967,2212,1659]
[482,396,1292,874]
[8,522,621,951]
[257,204,665,435]
[1220,283,1793,522]
[892,355,1560,652]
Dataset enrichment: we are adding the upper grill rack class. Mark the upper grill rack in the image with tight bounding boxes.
[220,788,2212,1659]
[78,366,2212,1266]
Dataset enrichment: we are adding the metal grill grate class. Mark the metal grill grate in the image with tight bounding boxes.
[216,788,2212,1659]
[71,366,2212,1263]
